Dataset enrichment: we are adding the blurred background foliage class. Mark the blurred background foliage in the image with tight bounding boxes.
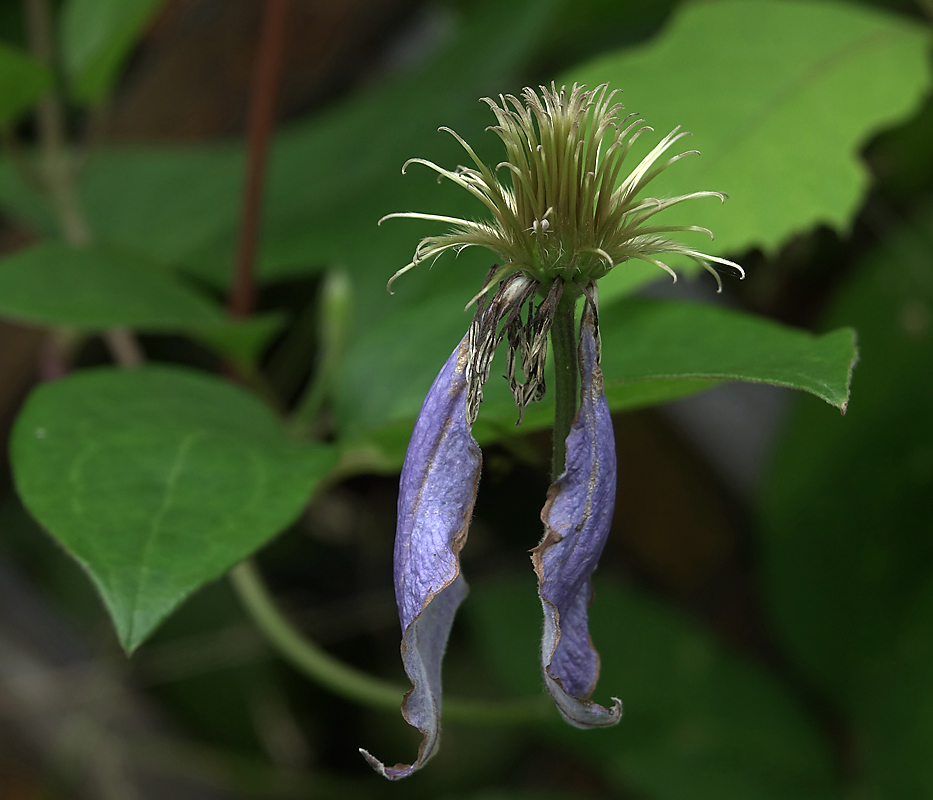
[0,0,930,798]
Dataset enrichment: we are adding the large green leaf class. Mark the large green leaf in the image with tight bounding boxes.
[0,241,225,330]
[759,209,933,795]
[335,295,856,469]
[566,0,931,298]
[10,366,336,652]
[59,0,167,102]
[0,41,52,123]
[469,577,838,800]
[598,298,855,411]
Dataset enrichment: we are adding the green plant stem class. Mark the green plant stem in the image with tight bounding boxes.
[103,327,145,367]
[290,269,352,436]
[230,560,401,709]
[24,0,90,247]
[229,560,551,726]
[549,289,579,480]
[25,0,145,368]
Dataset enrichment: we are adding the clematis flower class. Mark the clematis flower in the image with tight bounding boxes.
[362,84,742,779]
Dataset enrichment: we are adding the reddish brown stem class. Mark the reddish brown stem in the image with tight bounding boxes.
[228,0,291,318]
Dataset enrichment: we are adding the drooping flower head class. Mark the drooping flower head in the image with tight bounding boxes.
[363,84,742,780]
[382,83,743,295]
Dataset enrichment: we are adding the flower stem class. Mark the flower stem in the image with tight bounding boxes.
[549,289,579,481]
[229,560,551,725]
[230,560,402,710]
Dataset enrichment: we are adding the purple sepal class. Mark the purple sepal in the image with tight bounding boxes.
[362,335,481,779]
[533,303,622,728]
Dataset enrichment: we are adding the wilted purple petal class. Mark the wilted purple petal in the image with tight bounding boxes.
[533,302,622,728]
[362,334,481,779]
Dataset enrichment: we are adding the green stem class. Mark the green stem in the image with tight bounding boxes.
[289,269,352,436]
[229,560,550,725]
[230,561,401,709]
[549,289,579,480]
[25,0,145,369]
[24,0,91,247]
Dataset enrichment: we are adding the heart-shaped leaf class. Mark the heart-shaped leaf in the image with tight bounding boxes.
[10,366,336,652]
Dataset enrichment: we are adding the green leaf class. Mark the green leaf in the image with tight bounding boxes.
[759,209,933,795]
[566,0,932,296]
[469,577,838,800]
[0,241,225,330]
[59,0,166,102]
[0,242,284,368]
[0,41,52,123]
[598,298,856,412]
[76,144,244,266]
[10,366,336,652]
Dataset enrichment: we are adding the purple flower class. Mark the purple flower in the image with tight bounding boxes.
[363,84,740,778]
[363,287,621,778]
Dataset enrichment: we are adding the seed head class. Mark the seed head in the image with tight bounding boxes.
[381,83,743,296]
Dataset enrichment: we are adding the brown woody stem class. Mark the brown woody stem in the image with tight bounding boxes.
[228,0,291,318]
